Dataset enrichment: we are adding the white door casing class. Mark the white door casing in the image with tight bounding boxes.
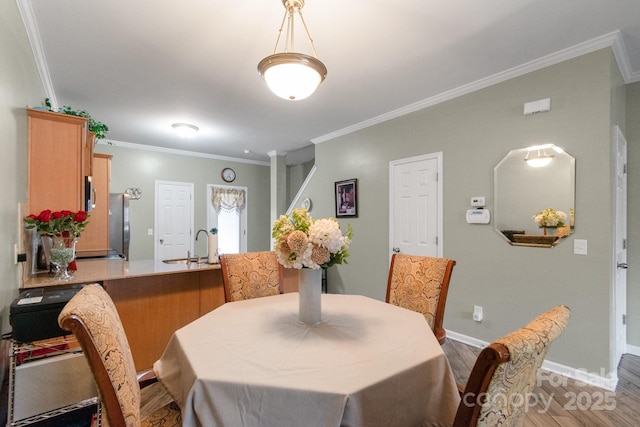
[155,181,194,260]
[389,153,443,260]
[613,125,628,368]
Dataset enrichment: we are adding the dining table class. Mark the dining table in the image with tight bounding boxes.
[153,292,461,427]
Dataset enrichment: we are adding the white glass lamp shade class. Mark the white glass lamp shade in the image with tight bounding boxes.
[258,53,327,101]
[172,123,199,138]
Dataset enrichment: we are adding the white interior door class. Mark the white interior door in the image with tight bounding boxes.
[155,181,194,260]
[389,153,443,259]
[614,126,628,366]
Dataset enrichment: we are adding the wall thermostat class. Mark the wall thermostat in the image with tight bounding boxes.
[466,209,491,224]
[470,197,486,207]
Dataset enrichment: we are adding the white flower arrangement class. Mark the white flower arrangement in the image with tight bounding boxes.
[533,208,567,228]
[272,208,352,269]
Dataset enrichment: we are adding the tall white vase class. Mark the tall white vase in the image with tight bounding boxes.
[298,268,322,325]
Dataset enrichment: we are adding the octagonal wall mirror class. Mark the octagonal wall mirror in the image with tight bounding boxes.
[494,144,575,247]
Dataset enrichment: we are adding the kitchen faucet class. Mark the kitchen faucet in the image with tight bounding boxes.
[196,229,208,241]
[192,229,209,263]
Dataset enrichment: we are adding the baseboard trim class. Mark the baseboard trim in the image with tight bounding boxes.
[627,344,640,357]
[445,329,618,391]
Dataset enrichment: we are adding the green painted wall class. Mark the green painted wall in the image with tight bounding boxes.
[287,160,314,207]
[301,49,619,374]
[94,144,271,260]
[0,1,45,334]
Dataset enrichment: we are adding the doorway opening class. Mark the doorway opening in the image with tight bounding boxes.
[207,185,247,254]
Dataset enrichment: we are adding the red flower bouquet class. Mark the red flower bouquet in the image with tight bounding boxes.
[24,209,90,237]
[24,209,90,277]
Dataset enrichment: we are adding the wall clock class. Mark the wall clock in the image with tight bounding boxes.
[221,167,236,183]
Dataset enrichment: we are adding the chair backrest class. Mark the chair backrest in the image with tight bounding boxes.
[386,253,456,343]
[220,251,284,302]
[453,305,571,427]
[58,284,141,427]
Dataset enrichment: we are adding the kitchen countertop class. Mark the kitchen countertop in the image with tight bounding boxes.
[22,258,221,290]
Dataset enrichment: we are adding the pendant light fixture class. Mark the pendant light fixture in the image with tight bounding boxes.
[258,0,327,101]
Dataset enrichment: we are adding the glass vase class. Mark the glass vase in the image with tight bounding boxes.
[50,234,77,280]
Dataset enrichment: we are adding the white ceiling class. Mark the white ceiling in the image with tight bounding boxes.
[21,0,640,165]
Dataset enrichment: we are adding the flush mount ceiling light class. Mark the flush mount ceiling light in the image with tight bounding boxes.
[257,0,327,101]
[524,146,555,167]
[172,123,199,138]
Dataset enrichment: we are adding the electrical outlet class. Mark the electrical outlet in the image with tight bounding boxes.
[473,305,483,322]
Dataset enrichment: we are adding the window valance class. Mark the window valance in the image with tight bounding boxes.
[212,187,245,213]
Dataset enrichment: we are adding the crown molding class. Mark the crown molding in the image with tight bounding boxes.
[98,139,270,166]
[612,31,640,84]
[17,0,57,108]
[313,31,636,145]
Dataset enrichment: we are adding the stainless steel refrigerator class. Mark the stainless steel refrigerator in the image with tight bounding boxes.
[109,193,130,260]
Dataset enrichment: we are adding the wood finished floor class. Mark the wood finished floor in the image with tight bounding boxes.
[442,339,640,426]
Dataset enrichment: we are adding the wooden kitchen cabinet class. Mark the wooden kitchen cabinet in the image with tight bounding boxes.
[104,269,225,370]
[76,154,111,251]
[27,108,92,215]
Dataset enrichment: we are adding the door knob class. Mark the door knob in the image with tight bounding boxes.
[617,263,628,269]
[392,247,401,253]
[160,239,164,244]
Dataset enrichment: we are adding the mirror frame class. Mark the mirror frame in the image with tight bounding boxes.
[494,144,575,248]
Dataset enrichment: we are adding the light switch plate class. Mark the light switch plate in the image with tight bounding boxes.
[574,239,588,255]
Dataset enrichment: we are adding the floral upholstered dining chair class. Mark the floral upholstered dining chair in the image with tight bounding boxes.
[58,283,181,427]
[453,305,571,427]
[386,254,456,344]
[220,251,283,302]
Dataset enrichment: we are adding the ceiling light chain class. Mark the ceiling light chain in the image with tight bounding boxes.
[274,1,320,59]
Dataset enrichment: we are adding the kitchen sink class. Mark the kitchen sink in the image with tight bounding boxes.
[162,257,209,264]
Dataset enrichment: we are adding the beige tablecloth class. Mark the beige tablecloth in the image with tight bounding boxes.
[154,293,460,427]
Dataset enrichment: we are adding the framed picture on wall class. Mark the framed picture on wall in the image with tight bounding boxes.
[335,179,358,218]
